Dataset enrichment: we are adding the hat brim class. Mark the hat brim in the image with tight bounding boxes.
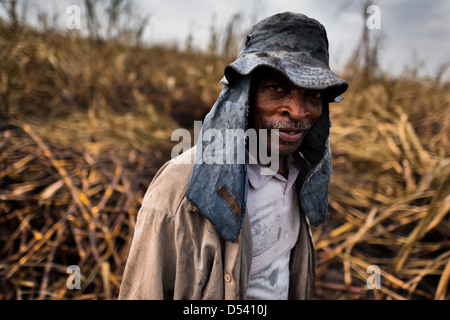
[224,52,348,103]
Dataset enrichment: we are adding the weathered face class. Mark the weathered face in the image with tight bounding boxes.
[250,68,324,156]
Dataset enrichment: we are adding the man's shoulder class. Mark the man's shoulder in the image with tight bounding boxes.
[152,146,197,184]
[140,146,196,215]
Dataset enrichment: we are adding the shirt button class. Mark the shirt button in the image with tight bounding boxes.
[224,274,231,282]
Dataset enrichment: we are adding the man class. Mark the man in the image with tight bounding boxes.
[119,12,348,300]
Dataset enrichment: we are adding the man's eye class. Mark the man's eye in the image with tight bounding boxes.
[269,85,284,92]
[307,91,322,98]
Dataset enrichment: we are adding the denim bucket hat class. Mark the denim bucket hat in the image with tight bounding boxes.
[224,12,348,102]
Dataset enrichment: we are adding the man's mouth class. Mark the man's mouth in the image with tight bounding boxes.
[275,129,305,143]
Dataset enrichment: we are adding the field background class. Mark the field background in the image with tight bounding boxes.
[0,0,449,300]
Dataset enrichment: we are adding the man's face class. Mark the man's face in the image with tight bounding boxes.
[250,68,324,156]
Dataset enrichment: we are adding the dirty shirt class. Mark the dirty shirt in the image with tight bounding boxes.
[245,155,301,300]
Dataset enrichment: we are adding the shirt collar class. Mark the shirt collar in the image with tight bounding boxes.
[246,152,301,193]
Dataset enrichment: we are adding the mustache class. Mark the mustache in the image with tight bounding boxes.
[265,120,312,131]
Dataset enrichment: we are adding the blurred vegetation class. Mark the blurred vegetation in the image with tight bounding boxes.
[0,0,449,300]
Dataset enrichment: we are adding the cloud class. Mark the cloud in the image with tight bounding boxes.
[25,0,449,77]
[376,0,450,74]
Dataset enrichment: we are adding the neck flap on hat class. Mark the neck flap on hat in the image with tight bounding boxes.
[186,76,251,243]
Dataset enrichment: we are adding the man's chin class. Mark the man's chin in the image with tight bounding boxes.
[277,142,302,156]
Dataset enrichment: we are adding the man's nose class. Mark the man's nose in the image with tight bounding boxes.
[278,90,309,121]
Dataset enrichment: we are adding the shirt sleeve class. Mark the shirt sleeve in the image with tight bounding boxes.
[118,204,177,299]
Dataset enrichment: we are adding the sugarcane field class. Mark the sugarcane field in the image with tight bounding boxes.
[0,0,449,301]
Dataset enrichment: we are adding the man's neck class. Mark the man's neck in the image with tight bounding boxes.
[245,146,289,178]
[277,156,288,179]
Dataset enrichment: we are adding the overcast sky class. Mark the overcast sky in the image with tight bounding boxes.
[8,0,450,78]
[142,0,450,77]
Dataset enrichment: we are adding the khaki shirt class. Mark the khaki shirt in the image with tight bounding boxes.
[118,147,316,300]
